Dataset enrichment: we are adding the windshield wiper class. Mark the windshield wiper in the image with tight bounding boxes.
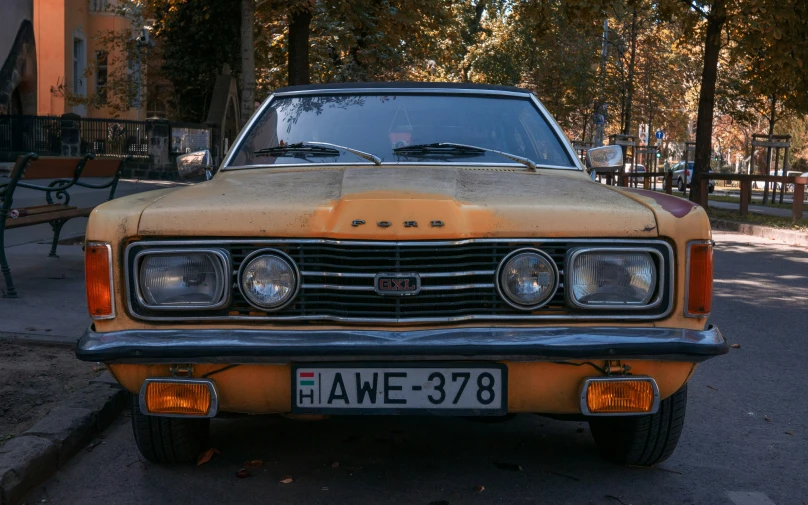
[393,142,538,171]
[255,142,382,166]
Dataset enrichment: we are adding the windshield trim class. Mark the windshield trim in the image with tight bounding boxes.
[221,89,583,172]
[224,161,576,172]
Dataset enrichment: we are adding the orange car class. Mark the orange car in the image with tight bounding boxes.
[76,83,726,466]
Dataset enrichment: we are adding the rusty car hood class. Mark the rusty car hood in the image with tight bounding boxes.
[135,166,659,239]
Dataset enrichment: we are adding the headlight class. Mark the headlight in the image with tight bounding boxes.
[137,250,229,309]
[496,249,559,310]
[239,250,299,310]
[568,249,659,308]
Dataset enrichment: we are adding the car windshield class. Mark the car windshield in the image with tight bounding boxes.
[226,93,574,169]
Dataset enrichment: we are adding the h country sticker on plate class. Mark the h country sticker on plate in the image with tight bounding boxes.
[292,363,507,415]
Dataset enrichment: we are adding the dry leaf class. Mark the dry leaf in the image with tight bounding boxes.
[280,475,294,484]
[707,385,718,391]
[236,468,250,479]
[730,343,741,349]
[785,431,794,436]
[242,460,263,468]
[331,461,340,469]
[475,485,485,493]
[764,415,772,422]
[197,448,220,466]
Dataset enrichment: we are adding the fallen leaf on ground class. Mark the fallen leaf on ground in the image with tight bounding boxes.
[331,461,340,468]
[475,485,485,493]
[494,462,523,471]
[236,468,249,479]
[242,460,263,468]
[730,343,741,349]
[196,448,220,466]
[707,385,718,391]
[785,431,794,436]
[280,475,294,484]
[764,415,772,422]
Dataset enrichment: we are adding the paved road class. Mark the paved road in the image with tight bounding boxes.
[25,232,808,505]
[709,200,795,219]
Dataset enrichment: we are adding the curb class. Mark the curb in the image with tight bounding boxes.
[711,219,808,247]
[0,380,127,505]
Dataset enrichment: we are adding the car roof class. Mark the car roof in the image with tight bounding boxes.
[273,82,533,96]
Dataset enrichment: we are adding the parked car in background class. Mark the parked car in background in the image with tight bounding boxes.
[75,82,726,468]
[670,161,715,193]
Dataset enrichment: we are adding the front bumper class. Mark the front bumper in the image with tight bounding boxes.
[76,325,727,363]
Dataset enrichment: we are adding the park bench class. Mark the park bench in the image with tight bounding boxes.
[0,153,128,298]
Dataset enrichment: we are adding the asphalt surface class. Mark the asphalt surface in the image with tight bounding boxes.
[709,200,795,218]
[25,232,808,505]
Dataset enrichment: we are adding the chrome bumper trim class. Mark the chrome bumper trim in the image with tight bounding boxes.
[76,325,727,364]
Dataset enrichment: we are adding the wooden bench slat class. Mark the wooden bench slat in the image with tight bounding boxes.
[13,204,77,217]
[82,158,124,178]
[16,157,82,180]
[11,156,123,180]
[5,207,92,228]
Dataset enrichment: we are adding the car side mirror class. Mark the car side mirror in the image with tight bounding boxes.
[177,150,214,182]
[585,145,624,175]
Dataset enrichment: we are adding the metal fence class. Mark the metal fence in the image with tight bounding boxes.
[0,115,217,160]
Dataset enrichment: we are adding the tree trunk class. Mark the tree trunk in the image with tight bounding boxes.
[762,94,776,204]
[622,5,638,136]
[690,0,727,205]
[461,1,487,82]
[288,6,312,86]
[240,0,255,127]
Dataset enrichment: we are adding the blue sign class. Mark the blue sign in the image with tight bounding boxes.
[655,130,664,140]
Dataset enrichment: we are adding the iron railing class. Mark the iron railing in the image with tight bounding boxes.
[0,115,217,160]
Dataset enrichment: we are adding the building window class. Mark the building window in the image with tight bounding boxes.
[95,51,108,104]
[89,0,111,12]
[73,38,86,97]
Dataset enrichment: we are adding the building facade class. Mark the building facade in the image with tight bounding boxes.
[33,0,146,119]
[0,0,37,115]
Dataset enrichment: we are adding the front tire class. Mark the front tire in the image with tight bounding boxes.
[677,179,685,192]
[588,384,687,466]
[130,394,210,463]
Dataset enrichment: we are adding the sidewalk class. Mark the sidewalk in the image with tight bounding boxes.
[1,177,182,343]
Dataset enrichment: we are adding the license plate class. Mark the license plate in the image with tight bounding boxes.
[292,364,507,415]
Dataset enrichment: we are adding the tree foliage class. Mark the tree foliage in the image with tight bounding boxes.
[87,0,808,168]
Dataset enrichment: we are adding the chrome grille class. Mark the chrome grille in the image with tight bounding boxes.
[126,239,673,323]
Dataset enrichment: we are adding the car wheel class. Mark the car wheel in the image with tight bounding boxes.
[588,384,687,467]
[708,185,714,194]
[130,394,210,463]
[677,179,685,192]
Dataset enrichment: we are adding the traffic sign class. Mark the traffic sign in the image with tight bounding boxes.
[655,130,664,140]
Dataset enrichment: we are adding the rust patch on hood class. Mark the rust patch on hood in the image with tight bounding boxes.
[621,188,699,218]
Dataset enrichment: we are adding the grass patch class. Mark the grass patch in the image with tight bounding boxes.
[707,208,808,232]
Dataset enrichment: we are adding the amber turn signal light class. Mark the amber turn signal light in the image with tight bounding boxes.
[141,379,217,417]
[686,241,713,316]
[582,378,659,415]
[85,242,114,320]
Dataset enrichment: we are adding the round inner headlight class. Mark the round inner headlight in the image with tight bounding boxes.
[239,251,298,310]
[497,249,558,310]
